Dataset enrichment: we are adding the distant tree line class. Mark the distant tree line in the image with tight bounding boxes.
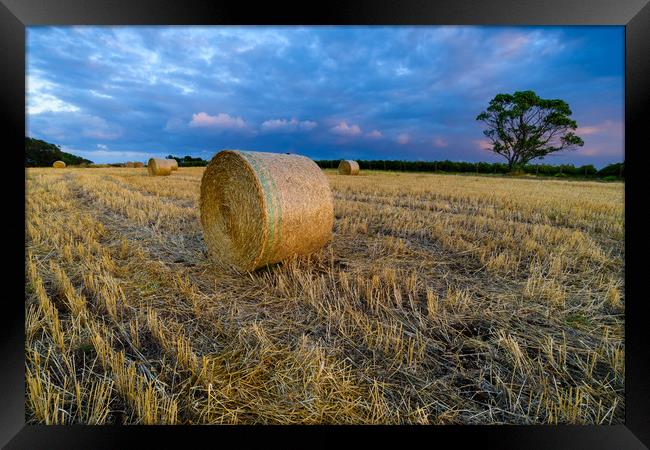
[166,155,209,167]
[25,137,93,167]
[24,138,623,179]
[315,159,624,179]
[163,154,625,179]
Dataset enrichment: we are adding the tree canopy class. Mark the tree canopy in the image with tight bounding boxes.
[476,91,584,170]
[166,155,209,167]
[25,137,93,167]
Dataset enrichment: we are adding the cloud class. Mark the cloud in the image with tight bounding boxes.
[189,112,246,129]
[28,95,80,115]
[493,32,531,58]
[432,137,448,148]
[27,75,80,114]
[330,121,362,136]
[261,118,317,132]
[577,120,621,136]
[299,120,318,131]
[366,129,382,138]
[578,147,602,156]
[395,65,411,76]
[396,133,410,145]
[96,144,107,149]
[578,125,601,136]
[474,139,493,151]
[90,90,112,99]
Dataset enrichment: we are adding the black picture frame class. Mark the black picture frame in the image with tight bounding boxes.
[3,0,649,447]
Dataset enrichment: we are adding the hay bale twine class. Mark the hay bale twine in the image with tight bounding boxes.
[168,159,179,171]
[200,150,334,272]
[53,160,66,168]
[147,158,174,176]
[134,161,144,168]
[338,159,359,175]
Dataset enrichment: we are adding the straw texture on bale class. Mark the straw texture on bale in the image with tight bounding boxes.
[200,150,334,272]
[53,160,66,168]
[169,159,179,171]
[134,161,144,168]
[147,158,174,176]
[338,159,360,175]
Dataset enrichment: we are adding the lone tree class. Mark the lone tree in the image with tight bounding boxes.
[476,90,584,171]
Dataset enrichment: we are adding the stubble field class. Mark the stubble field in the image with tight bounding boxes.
[25,166,624,424]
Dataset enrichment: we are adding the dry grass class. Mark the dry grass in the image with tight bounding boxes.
[25,167,624,424]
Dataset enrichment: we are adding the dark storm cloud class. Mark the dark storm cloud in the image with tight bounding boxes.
[27,26,623,167]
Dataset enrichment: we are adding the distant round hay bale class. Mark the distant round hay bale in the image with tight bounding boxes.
[338,160,359,175]
[147,158,174,176]
[134,161,144,168]
[200,150,334,272]
[125,161,135,168]
[53,160,66,168]
[169,159,179,171]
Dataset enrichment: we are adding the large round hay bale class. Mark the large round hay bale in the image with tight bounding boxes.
[147,158,174,176]
[169,159,179,171]
[200,150,334,272]
[338,160,359,175]
[53,160,66,168]
[125,161,135,168]
[134,161,144,168]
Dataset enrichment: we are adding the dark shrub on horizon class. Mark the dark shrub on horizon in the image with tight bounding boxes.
[597,162,624,179]
[25,137,93,167]
[315,159,619,178]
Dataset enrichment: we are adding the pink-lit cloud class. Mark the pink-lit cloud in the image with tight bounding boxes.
[189,112,246,129]
[578,145,623,157]
[576,120,621,136]
[491,30,564,59]
[578,147,602,156]
[330,121,362,136]
[366,129,382,138]
[432,137,448,148]
[493,33,531,57]
[474,139,492,151]
[396,133,410,145]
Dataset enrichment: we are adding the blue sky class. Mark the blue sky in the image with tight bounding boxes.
[27,26,624,167]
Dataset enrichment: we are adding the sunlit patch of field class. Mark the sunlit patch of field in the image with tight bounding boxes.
[25,167,624,424]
